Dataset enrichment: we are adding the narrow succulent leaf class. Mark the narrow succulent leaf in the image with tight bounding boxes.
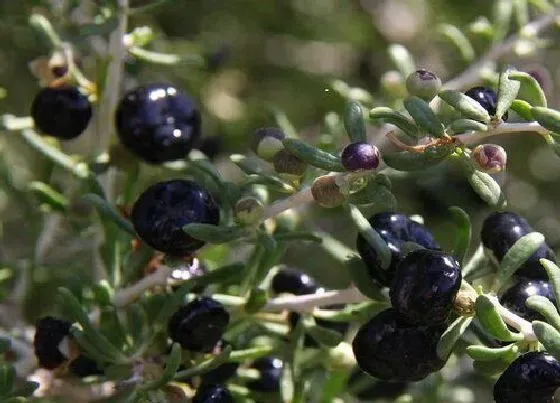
[229,345,276,362]
[388,44,416,77]
[449,206,472,264]
[282,138,345,172]
[403,96,445,137]
[496,70,520,119]
[448,118,488,134]
[369,107,419,137]
[540,259,560,312]
[305,322,344,348]
[492,0,514,43]
[531,107,560,135]
[533,321,560,361]
[28,181,68,212]
[69,326,119,364]
[509,70,547,107]
[436,316,474,360]
[437,24,475,62]
[513,0,529,28]
[438,90,491,122]
[128,47,203,66]
[174,344,233,380]
[526,296,560,332]
[383,150,449,171]
[139,343,182,391]
[244,288,268,314]
[0,363,15,397]
[273,231,322,243]
[475,295,524,342]
[314,301,388,322]
[82,194,135,236]
[183,223,251,243]
[344,101,367,142]
[347,256,387,301]
[467,170,506,208]
[494,232,545,289]
[281,321,304,403]
[462,245,490,280]
[269,105,298,138]
[466,344,519,362]
[510,99,534,121]
[473,357,514,377]
[348,175,397,210]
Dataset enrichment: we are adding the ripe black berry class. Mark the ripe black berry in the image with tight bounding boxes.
[31,87,92,139]
[352,309,446,381]
[341,142,380,171]
[271,267,318,296]
[348,370,407,401]
[494,352,560,403]
[33,316,71,370]
[464,86,507,120]
[246,357,283,393]
[356,212,439,286]
[390,249,462,325]
[168,297,229,352]
[131,180,220,257]
[481,211,555,279]
[192,384,234,403]
[68,354,103,377]
[115,83,201,164]
[500,279,556,322]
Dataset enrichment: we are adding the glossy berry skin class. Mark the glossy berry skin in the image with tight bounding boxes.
[500,279,556,322]
[31,87,92,139]
[168,297,229,352]
[68,355,103,377]
[115,83,201,164]
[390,249,462,325]
[352,309,446,381]
[271,267,318,296]
[33,316,71,370]
[494,352,560,403]
[464,86,507,120]
[481,211,555,279]
[341,142,380,171]
[246,357,283,393]
[192,384,234,403]
[356,212,439,286]
[131,180,220,257]
[170,257,208,293]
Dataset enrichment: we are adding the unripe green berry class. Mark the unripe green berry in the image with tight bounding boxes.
[311,175,346,208]
[235,197,264,225]
[252,127,285,161]
[405,69,442,102]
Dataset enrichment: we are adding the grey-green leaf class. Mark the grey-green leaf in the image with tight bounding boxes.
[475,295,523,342]
[526,295,560,332]
[383,151,449,171]
[533,321,560,361]
[509,70,547,107]
[302,317,343,348]
[344,101,367,143]
[438,90,491,123]
[436,316,473,360]
[388,44,415,77]
[510,99,534,121]
[540,259,560,312]
[449,206,471,264]
[437,24,475,62]
[467,170,506,207]
[282,138,345,172]
[448,118,488,134]
[139,343,182,391]
[466,344,518,362]
[403,96,445,137]
[496,70,520,119]
[369,107,419,138]
[532,107,560,135]
[183,223,251,243]
[347,255,387,301]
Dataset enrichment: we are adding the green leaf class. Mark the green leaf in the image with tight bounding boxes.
[0,363,15,397]
[28,182,68,213]
[496,70,521,119]
[494,232,545,289]
[526,295,560,331]
[510,99,534,121]
[369,107,419,138]
[82,194,135,236]
[533,321,560,360]
[437,24,475,62]
[273,231,322,243]
[304,320,343,348]
[347,256,387,301]
[467,344,518,362]
[128,46,203,66]
[282,138,344,172]
[139,343,182,391]
[314,301,388,323]
[383,150,450,171]
[532,107,560,135]
[229,345,276,362]
[403,96,445,137]
[448,118,488,134]
[449,206,471,264]
[509,70,547,107]
[70,326,119,364]
[174,345,233,381]
[436,316,474,360]
[245,288,268,314]
[388,44,415,77]
[92,280,113,307]
[344,101,367,142]
[540,259,560,311]
[348,175,397,210]
[467,170,506,207]
[183,223,251,243]
[475,295,523,342]
[473,357,513,377]
[438,90,491,123]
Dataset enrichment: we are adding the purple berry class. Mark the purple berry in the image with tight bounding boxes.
[341,142,380,171]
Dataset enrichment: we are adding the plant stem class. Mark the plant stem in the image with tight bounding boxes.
[112,265,172,307]
[262,287,367,312]
[262,187,314,220]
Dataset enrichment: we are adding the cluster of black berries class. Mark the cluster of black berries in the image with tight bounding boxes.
[480,211,560,402]
[353,212,462,381]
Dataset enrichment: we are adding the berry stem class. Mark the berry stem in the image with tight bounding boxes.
[455,122,550,146]
[262,287,368,312]
[262,186,314,220]
[112,265,173,307]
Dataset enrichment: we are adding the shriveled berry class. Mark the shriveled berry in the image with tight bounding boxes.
[246,357,283,393]
[405,69,442,102]
[131,180,220,257]
[341,142,380,171]
[68,355,103,377]
[31,87,92,139]
[168,297,229,352]
[251,127,285,161]
[271,267,318,296]
[494,352,560,403]
[193,384,234,403]
[311,175,346,208]
[472,144,507,174]
[33,316,71,370]
[115,83,201,164]
[464,86,507,120]
[352,309,446,381]
[390,249,462,325]
[500,279,556,322]
[356,212,439,286]
[481,211,555,279]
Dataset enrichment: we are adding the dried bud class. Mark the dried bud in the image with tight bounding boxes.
[252,127,285,160]
[472,144,507,174]
[327,342,356,371]
[341,142,380,171]
[273,149,307,177]
[405,69,442,102]
[235,197,265,225]
[311,175,346,208]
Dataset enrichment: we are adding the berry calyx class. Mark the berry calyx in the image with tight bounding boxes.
[33,316,71,370]
[168,297,229,352]
[405,69,442,102]
[251,127,285,161]
[472,144,507,174]
[246,357,283,392]
[341,142,380,171]
[464,86,507,120]
[356,212,439,286]
[31,87,92,139]
[352,308,446,381]
[493,352,560,403]
[115,83,201,164]
[390,249,462,325]
[131,180,220,257]
[192,384,234,403]
[500,279,556,322]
